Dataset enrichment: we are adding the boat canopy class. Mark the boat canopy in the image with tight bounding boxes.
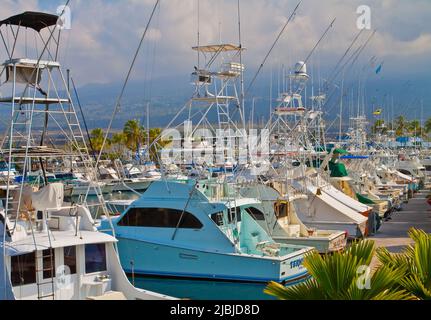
[0,11,59,32]
[340,155,369,160]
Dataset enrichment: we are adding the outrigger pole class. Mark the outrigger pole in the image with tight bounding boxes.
[95,0,161,170]
[245,1,302,97]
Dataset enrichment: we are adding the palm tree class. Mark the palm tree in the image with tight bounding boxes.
[394,115,407,136]
[109,132,127,160]
[377,228,431,300]
[407,120,423,137]
[145,128,171,163]
[90,128,108,153]
[424,118,431,134]
[265,240,411,300]
[123,120,145,153]
[372,120,387,135]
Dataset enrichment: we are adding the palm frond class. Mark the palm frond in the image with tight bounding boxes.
[399,274,431,300]
[346,240,375,265]
[264,280,324,300]
[344,264,409,300]
[409,229,431,287]
[376,247,411,273]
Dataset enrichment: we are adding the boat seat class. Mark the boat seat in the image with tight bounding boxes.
[86,291,127,300]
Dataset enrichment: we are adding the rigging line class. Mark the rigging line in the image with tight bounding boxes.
[0,30,11,59]
[146,4,161,106]
[245,1,301,96]
[298,18,336,74]
[95,0,160,169]
[323,30,377,114]
[325,28,365,91]
[71,76,97,158]
[237,0,246,130]
[197,0,200,70]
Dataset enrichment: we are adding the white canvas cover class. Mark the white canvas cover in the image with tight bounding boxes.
[393,170,414,182]
[6,64,42,85]
[322,184,372,213]
[32,183,64,211]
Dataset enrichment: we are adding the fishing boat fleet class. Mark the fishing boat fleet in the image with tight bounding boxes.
[0,8,428,300]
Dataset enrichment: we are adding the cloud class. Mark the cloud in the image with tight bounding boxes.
[0,0,430,86]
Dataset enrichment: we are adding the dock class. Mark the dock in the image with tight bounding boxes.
[371,189,431,253]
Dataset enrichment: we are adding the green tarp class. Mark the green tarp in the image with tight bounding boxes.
[329,161,348,178]
[356,193,376,205]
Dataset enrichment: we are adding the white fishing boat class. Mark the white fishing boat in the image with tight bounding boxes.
[239,183,347,253]
[0,11,173,300]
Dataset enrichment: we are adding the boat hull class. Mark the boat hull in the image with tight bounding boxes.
[116,238,309,284]
[112,181,151,192]
[300,220,366,239]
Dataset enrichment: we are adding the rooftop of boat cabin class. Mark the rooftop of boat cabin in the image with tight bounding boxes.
[3,229,116,256]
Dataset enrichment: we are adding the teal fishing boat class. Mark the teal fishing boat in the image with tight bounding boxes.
[100,180,312,284]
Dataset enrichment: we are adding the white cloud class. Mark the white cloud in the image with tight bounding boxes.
[0,0,430,85]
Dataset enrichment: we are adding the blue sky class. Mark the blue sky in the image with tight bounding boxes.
[1,0,431,121]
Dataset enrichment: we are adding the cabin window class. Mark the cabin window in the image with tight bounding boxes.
[118,208,203,229]
[10,252,36,286]
[64,246,77,275]
[245,207,266,221]
[398,169,412,176]
[275,203,289,219]
[211,212,224,226]
[85,244,107,274]
[228,207,242,223]
[42,249,55,279]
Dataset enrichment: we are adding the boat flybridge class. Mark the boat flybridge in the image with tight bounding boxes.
[0,11,173,300]
[100,180,313,285]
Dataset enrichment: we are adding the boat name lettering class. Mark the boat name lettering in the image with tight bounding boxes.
[290,258,304,269]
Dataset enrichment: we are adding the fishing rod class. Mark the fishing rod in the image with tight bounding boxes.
[322,30,377,114]
[245,1,301,96]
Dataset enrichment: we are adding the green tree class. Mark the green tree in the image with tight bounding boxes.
[109,132,128,160]
[90,128,109,153]
[407,120,423,137]
[424,118,431,134]
[377,228,431,300]
[372,120,387,135]
[123,120,145,153]
[394,115,407,136]
[265,240,411,300]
